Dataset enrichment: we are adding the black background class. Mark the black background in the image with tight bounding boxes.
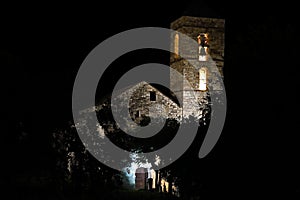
[2,1,300,198]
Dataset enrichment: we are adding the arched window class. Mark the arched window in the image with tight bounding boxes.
[198,33,209,61]
[174,33,179,56]
[199,68,207,91]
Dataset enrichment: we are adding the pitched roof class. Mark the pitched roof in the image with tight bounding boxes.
[149,83,180,106]
[96,81,180,107]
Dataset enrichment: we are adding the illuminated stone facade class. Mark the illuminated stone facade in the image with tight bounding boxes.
[170,16,225,118]
[112,81,182,124]
[113,16,225,121]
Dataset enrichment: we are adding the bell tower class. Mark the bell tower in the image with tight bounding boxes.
[170,16,225,118]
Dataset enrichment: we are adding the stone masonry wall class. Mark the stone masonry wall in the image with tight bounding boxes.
[113,82,182,123]
[170,16,225,117]
[170,16,225,73]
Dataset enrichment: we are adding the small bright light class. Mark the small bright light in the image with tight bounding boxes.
[161,178,169,193]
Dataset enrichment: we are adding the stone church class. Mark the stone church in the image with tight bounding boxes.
[75,13,226,194]
[112,16,225,124]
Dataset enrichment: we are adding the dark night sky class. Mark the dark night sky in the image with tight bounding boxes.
[2,1,300,197]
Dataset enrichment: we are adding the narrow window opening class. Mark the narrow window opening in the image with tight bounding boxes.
[199,68,207,91]
[174,33,179,57]
[150,91,156,101]
[135,110,140,118]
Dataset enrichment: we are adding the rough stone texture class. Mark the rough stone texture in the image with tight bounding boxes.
[170,16,225,117]
[171,16,225,70]
[112,82,182,123]
[171,16,225,31]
